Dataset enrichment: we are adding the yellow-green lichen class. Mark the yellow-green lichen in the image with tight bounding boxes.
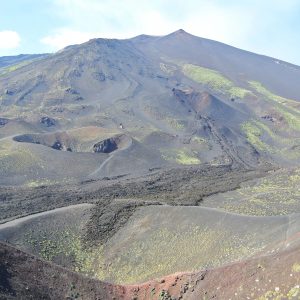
[257,285,300,300]
[175,149,201,165]
[241,121,273,152]
[25,230,105,279]
[100,226,263,284]
[0,60,35,75]
[182,64,252,98]
[161,148,201,165]
[203,168,300,216]
[165,117,185,130]
[249,81,300,131]
[292,263,300,273]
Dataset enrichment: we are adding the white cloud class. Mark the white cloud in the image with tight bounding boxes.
[0,31,21,49]
[46,0,262,44]
[39,0,300,64]
[41,28,100,50]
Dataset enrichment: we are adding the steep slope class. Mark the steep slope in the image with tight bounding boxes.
[0,54,48,69]
[133,29,300,100]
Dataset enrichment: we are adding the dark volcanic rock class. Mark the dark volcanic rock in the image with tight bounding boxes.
[0,118,9,127]
[4,89,13,96]
[40,116,56,127]
[261,115,275,122]
[93,71,106,81]
[65,87,79,95]
[93,138,118,153]
[52,141,63,150]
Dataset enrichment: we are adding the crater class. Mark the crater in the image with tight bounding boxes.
[13,130,131,154]
[93,135,131,153]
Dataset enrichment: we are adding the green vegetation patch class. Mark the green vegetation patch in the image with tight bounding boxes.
[0,59,36,76]
[99,226,263,284]
[182,64,251,98]
[249,81,300,131]
[241,121,273,152]
[183,64,232,89]
[0,141,44,173]
[248,81,298,106]
[24,229,106,279]
[26,178,70,188]
[241,118,300,160]
[203,168,300,216]
[161,148,201,165]
[292,263,300,273]
[258,285,300,300]
[176,149,201,165]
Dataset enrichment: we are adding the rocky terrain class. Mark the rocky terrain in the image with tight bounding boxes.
[0,30,300,299]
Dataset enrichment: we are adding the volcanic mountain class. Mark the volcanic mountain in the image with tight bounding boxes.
[0,29,299,185]
[0,30,300,300]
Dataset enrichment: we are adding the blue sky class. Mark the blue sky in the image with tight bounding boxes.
[1,0,300,65]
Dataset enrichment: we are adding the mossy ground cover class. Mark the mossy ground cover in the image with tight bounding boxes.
[182,64,252,99]
[26,178,69,188]
[0,139,44,173]
[241,121,273,153]
[241,119,300,160]
[100,225,263,284]
[249,81,300,131]
[0,60,35,76]
[3,205,103,280]
[93,203,288,284]
[202,168,300,216]
[258,285,300,299]
[161,148,201,165]
[24,229,105,278]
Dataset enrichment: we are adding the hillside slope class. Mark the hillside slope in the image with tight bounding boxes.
[0,30,299,185]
